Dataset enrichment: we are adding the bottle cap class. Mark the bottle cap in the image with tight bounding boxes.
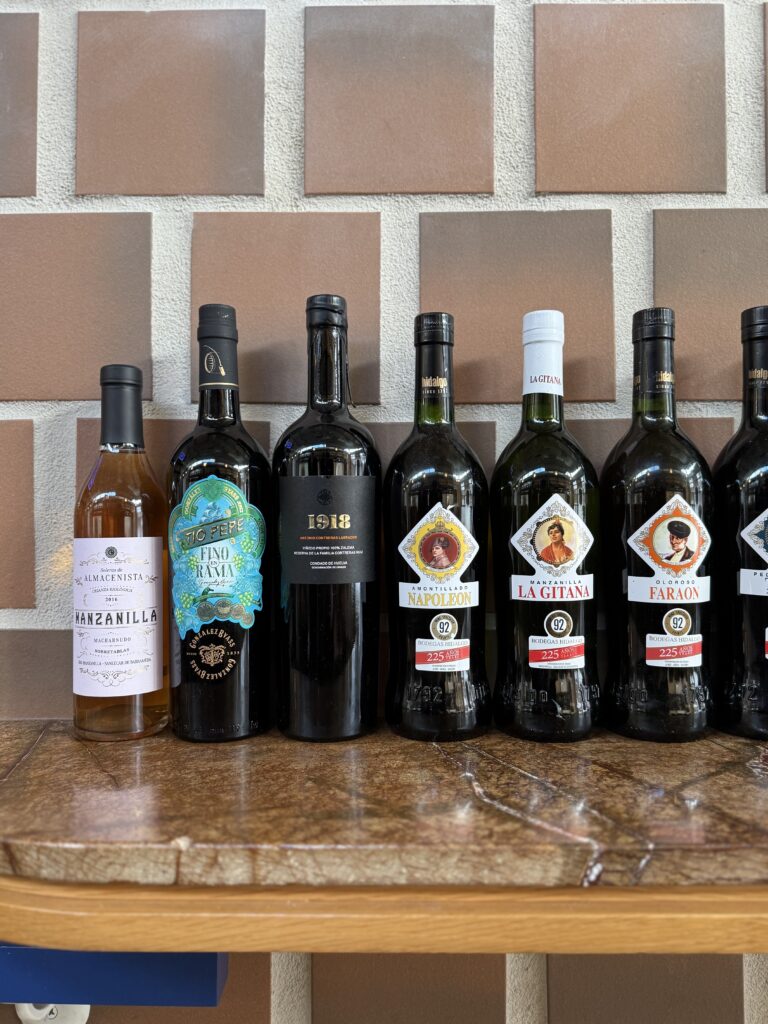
[100,364,142,388]
[198,304,238,342]
[306,294,347,328]
[415,312,454,346]
[741,306,768,341]
[632,307,675,342]
[522,310,564,346]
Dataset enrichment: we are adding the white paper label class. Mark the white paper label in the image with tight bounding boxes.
[509,495,594,602]
[627,494,711,606]
[511,574,594,602]
[73,537,163,697]
[528,635,585,670]
[522,340,563,396]
[739,569,768,597]
[628,574,710,604]
[398,503,480,609]
[645,633,703,668]
[415,637,470,672]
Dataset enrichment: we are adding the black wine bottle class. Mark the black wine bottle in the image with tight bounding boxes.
[384,312,490,741]
[491,310,599,741]
[714,306,768,737]
[602,307,711,741]
[168,304,271,741]
[273,294,380,741]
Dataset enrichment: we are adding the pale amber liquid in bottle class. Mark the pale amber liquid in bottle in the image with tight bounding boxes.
[73,445,169,740]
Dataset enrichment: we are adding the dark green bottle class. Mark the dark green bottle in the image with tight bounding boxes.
[602,308,711,741]
[384,312,491,741]
[491,310,599,741]
[714,306,768,737]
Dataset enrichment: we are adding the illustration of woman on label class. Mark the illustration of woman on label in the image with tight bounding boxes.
[537,520,574,566]
[660,519,696,564]
[427,535,455,569]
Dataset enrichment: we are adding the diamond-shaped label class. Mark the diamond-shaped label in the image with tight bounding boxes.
[398,502,479,583]
[742,508,768,566]
[511,495,594,577]
[628,494,710,577]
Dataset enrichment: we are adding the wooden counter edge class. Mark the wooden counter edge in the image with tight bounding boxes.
[2,877,768,953]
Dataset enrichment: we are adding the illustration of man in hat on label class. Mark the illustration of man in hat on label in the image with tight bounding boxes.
[662,520,695,564]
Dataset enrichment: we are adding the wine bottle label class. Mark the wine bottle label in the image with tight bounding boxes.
[168,475,266,638]
[72,536,163,697]
[739,508,768,596]
[529,635,585,669]
[510,495,594,601]
[398,503,480,608]
[279,476,376,585]
[522,340,563,396]
[645,634,703,668]
[415,638,471,672]
[627,494,711,604]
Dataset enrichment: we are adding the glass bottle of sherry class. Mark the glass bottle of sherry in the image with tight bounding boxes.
[73,364,168,740]
[168,304,271,741]
[491,310,599,741]
[273,294,380,740]
[714,306,768,737]
[384,312,490,740]
[602,308,712,741]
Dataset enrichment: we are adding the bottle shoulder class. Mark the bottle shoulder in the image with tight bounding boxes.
[170,423,269,470]
[273,412,381,476]
[714,425,768,482]
[602,423,712,489]
[491,427,598,492]
[387,425,485,480]
[76,451,165,509]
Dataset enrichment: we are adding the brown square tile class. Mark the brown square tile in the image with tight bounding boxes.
[76,11,264,196]
[0,14,37,196]
[0,213,151,401]
[654,209,768,400]
[312,955,505,1024]
[192,213,380,404]
[369,421,496,480]
[84,954,270,1024]
[0,631,70,718]
[76,419,270,497]
[305,5,494,194]
[420,211,615,403]
[0,422,35,608]
[569,419,628,477]
[535,4,726,193]
[548,955,743,1024]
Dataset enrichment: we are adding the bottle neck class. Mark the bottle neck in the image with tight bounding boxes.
[742,337,768,429]
[415,343,454,426]
[632,337,676,426]
[197,336,241,426]
[100,383,144,448]
[521,339,564,430]
[307,325,349,414]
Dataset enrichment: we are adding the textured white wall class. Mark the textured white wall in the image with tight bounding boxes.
[0,0,765,1019]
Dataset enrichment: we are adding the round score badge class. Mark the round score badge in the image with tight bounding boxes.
[663,607,692,636]
[430,613,458,641]
[543,610,573,638]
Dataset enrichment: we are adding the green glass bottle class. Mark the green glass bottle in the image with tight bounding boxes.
[602,308,711,741]
[713,306,768,737]
[384,312,491,740]
[491,310,599,741]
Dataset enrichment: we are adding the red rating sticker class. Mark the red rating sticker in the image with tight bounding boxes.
[415,638,470,672]
[645,634,702,668]
[528,636,585,669]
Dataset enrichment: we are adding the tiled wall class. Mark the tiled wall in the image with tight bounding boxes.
[1,0,766,1021]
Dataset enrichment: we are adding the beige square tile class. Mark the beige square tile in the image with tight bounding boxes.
[76,419,270,497]
[305,5,494,194]
[0,14,37,196]
[420,211,615,403]
[654,209,768,400]
[548,955,743,1024]
[312,954,505,1024]
[191,213,380,404]
[77,11,264,196]
[0,213,151,401]
[535,4,726,193]
[0,631,70,718]
[0,422,35,608]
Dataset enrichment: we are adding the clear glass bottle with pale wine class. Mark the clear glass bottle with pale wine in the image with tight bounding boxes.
[491,310,599,741]
[602,307,712,741]
[73,365,168,740]
[384,312,490,741]
[273,295,380,741]
[714,306,768,737]
[168,304,271,742]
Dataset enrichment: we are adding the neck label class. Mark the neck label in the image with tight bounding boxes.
[522,341,563,396]
[199,338,239,389]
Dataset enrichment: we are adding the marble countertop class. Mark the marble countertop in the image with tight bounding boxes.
[2,721,768,889]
